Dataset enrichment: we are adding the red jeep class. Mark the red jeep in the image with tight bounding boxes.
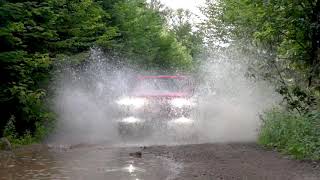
[116,75,197,138]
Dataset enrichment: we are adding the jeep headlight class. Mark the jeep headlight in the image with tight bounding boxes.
[169,117,194,125]
[116,97,147,109]
[170,98,196,108]
[120,117,143,124]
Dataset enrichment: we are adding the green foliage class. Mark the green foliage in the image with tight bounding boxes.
[169,9,204,59]
[4,116,34,146]
[4,114,54,146]
[50,0,118,52]
[109,0,194,70]
[0,0,201,145]
[259,109,320,160]
[203,0,319,160]
[0,0,117,140]
[203,0,320,113]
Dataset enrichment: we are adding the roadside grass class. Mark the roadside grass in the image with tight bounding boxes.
[258,109,320,160]
[3,116,54,148]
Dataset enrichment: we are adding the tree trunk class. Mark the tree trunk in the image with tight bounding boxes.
[308,2,320,87]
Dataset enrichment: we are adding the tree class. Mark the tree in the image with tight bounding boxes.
[0,0,118,136]
[108,0,193,70]
[169,9,204,58]
[0,0,202,141]
[202,0,320,113]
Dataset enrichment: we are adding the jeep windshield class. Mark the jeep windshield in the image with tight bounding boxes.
[132,77,189,95]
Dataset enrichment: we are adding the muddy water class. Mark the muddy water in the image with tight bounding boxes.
[0,144,181,180]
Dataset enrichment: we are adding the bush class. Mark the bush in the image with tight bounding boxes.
[258,109,320,160]
[3,115,54,147]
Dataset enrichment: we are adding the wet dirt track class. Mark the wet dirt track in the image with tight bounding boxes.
[0,144,181,180]
[145,143,320,180]
[0,143,319,180]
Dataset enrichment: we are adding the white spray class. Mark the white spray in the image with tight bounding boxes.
[50,48,279,145]
[195,48,279,142]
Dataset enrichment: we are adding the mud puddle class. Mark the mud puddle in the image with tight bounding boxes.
[0,144,181,180]
[2,143,319,180]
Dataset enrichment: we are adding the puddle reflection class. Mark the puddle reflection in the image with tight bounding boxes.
[123,164,146,174]
[0,145,181,180]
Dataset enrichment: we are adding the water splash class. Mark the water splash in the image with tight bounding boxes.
[50,47,279,145]
[194,48,279,142]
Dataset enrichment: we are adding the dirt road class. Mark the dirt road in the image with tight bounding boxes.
[0,143,319,180]
[145,143,320,180]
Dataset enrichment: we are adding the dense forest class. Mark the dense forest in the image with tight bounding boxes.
[203,0,320,159]
[0,0,202,144]
[1,0,319,160]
